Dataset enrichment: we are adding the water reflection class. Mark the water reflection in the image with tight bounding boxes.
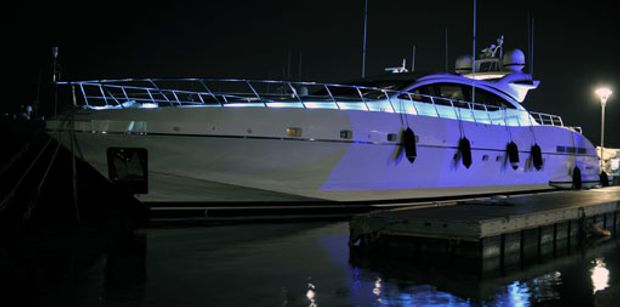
[529,271,562,302]
[488,272,562,306]
[377,284,471,306]
[506,281,530,306]
[6,221,618,306]
[590,258,610,294]
[372,276,382,304]
[306,282,317,307]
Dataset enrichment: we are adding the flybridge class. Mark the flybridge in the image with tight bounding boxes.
[57,78,563,128]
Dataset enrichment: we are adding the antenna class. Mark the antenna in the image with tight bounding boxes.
[361,0,368,78]
[298,51,303,81]
[411,45,416,72]
[471,0,477,103]
[287,51,292,80]
[444,27,449,72]
[52,46,60,117]
[531,17,535,77]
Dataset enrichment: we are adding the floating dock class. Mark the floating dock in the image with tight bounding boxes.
[349,187,620,272]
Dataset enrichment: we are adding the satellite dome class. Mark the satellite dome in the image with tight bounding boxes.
[455,55,473,74]
[502,49,526,72]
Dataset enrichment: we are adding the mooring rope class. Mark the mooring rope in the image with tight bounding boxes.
[0,111,73,214]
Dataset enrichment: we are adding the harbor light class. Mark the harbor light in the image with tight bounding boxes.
[595,87,612,175]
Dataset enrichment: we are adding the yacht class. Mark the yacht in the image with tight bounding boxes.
[46,44,601,205]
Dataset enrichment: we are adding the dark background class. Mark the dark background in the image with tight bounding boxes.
[6,0,620,147]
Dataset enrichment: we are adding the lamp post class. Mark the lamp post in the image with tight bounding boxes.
[595,87,612,175]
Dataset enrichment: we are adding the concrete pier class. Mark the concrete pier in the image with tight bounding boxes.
[349,187,620,272]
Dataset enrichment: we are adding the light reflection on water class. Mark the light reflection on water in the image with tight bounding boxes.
[306,283,317,307]
[591,258,610,294]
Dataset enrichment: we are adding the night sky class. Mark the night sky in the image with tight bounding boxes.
[7,0,620,147]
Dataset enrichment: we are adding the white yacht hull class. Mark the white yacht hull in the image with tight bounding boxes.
[47,107,600,204]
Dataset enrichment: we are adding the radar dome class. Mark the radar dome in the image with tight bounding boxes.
[502,49,525,72]
[455,55,473,74]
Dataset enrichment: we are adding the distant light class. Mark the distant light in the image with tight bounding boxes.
[590,258,610,294]
[595,87,612,104]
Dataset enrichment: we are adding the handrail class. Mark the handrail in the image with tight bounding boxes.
[56,78,566,128]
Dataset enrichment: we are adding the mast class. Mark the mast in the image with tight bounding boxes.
[361,0,368,78]
[411,45,416,72]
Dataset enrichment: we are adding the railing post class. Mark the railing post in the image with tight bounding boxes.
[484,104,492,124]
[146,88,156,104]
[121,86,129,102]
[172,90,181,105]
[469,102,477,124]
[406,93,419,115]
[324,85,339,109]
[286,82,304,104]
[538,113,543,125]
[246,80,262,101]
[148,79,171,105]
[385,90,396,113]
[98,84,109,106]
[355,86,370,111]
[449,99,459,119]
[198,80,221,105]
[430,97,441,118]
[80,84,89,107]
[71,85,77,107]
[526,110,535,127]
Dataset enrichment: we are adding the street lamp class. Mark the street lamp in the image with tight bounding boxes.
[595,87,612,184]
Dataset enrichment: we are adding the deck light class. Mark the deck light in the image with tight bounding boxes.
[595,87,612,173]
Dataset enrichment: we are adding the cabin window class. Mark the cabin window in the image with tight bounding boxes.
[340,130,353,139]
[286,127,302,137]
[387,133,398,142]
[437,84,465,100]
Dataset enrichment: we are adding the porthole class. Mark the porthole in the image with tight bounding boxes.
[482,154,489,161]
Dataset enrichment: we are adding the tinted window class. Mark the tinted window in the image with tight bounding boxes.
[463,85,514,109]
[437,83,465,100]
[404,83,515,110]
[404,85,435,102]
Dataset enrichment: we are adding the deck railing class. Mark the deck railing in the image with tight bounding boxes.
[57,78,565,128]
